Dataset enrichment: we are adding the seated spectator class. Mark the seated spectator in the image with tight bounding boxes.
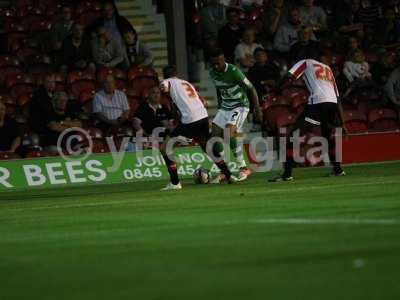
[29,74,57,137]
[51,6,74,51]
[123,28,154,67]
[92,26,126,69]
[261,0,288,42]
[88,1,134,45]
[234,28,263,71]
[93,75,130,132]
[299,0,328,32]
[371,50,397,86]
[218,7,244,64]
[273,7,303,54]
[61,23,94,72]
[46,92,82,147]
[133,86,173,136]
[384,67,400,109]
[343,49,375,99]
[289,27,320,63]
[0,101,21,153]
[248,48,281,99]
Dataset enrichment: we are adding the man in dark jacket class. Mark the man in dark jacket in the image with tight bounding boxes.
[248,48,281,99]
[217,7,244,64]
[87,1,134,46]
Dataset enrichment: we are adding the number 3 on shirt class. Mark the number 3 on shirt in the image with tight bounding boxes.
[314,64,334,84]
[182,82,198,99]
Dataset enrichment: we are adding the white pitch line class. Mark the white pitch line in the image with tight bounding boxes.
[248,218,400,225]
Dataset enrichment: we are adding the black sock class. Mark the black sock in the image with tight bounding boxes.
[163,154,180,185]
[216,161,231,180]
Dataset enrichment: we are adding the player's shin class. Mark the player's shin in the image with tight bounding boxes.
[162,154,180,185]
[230,137,246,168]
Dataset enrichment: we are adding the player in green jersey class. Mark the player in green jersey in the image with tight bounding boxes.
[209,48,262,182]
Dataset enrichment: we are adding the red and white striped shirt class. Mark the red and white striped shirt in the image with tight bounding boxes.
[289,59,339,105]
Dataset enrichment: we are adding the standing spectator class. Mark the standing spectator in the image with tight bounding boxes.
[376,8,400,45]
[358,0,382,29]
[92,26,126,69]
[261,0,288,40]
[61,23,94,72]
[234,28,263,71]
[123,28,153,67]
[289,26,320,63]
[133,86,173,136]
[93,75,130,132]
[51,6,74,51]
[29,74,57,136]
[299,0,328,31]
[248,48,281,99]
[218,7,244,64]
[199,0,226,42]
[273,7,303,54]
[384,67,400,109]
[0,102,21,153]
[88,1,134,46]
[335,0,364,34]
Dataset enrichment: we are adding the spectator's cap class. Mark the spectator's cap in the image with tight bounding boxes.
[163,65,177,79]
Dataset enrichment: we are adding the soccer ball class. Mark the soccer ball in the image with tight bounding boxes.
[193,168,210,184]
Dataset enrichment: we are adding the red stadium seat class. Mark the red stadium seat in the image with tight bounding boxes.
[67,70,95,84]
[76,10,102,27]
[67,71,96,84]
[0,152,20,161]
[276,113,297,131]
[79,89,96,104]
[344,109,368,133]
[29,19,52,34]
[91,139,110,154]
[11,84,34,100]
[97,67,127,83]
[0,55,20,68]
[70,80,96,100]
[0,7,15,17]
[17,93,33,107]
[6,73,35,88]
[0,66,23,86]
[368,108,399,131]
[129,99,140,118]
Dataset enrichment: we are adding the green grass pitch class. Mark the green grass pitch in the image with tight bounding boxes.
[0,162,400,300]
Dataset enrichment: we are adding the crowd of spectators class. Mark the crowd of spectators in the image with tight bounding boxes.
[0,0,158,158]
[184,0,400,134]
[2,0,400,160]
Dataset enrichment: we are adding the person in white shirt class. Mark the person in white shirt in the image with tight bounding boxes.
[93,75,130,132]
[343,49,374,100]
[269,54,347,182]
[234,28,263,71]
[159,65,235,191]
